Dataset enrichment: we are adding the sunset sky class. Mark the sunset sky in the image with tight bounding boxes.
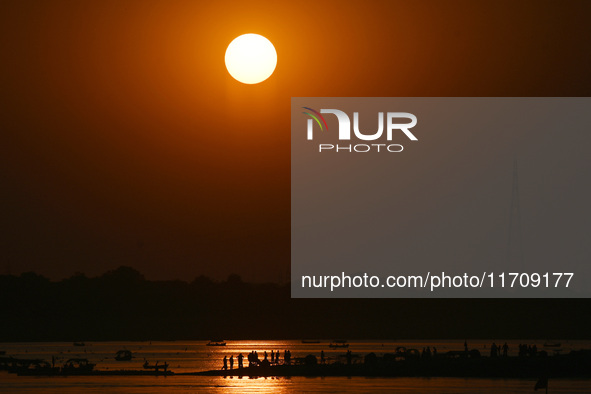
[1,0,590,281]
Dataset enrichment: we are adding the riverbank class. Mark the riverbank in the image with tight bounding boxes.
[175,350,591,379]
[2,342,591,379]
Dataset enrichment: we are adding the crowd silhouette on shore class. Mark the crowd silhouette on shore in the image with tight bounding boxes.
[488,342,510,357]
[220,347,384,370]
[221,350,292,370]
[220,341,559,370]
[518,343,539,357]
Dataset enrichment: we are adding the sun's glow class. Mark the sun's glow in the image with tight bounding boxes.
[225,34,277,84]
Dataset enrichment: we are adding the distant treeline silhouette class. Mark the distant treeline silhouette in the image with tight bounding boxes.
[1,266,590,342]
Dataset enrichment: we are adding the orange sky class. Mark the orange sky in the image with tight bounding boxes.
[1,0,590,280]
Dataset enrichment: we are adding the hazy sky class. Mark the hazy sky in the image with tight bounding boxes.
[1,0,590,281]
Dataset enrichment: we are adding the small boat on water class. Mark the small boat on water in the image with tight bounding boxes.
[206,339,226,346]
[543,341,561,348]
[301,340,321,344]
[15,361,60,376]
[115,350,133,361]
[62,358,95,374]
[143,361,169,372]
[329,340,349,348]
[73,342,85,347]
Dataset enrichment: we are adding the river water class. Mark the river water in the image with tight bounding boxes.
[1,340,590,392]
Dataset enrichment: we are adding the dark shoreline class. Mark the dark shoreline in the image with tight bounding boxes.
[5,351,591,379]
[184,353,591,379]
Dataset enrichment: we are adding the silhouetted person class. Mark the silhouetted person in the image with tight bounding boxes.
[346,350,352,365]
[490,343,497,358]
[237,353,244,368]
[534,374,548,392]
[264,351,268,361]
[271,350,274,363]
[464,340,468,353]
[433,347,437,357]
[320,350,325,364]
[222,355,228,370]
[230,355,234,369]
[502,342,509,357]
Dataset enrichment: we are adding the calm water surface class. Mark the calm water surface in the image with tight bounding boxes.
[1,340,590,393]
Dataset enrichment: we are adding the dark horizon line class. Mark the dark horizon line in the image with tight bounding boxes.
[2,265,288,286]
[2,338,589,343]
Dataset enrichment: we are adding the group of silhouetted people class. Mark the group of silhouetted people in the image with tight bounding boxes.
[220,342,545,370]
[421,347,437,359]
[518,343,537,357]
[488,342,510,357]
[221,354,242,370]
[487,342,542,358]
[222,350,292,370]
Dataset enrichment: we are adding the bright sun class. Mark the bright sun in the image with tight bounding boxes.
[225,34,277,84]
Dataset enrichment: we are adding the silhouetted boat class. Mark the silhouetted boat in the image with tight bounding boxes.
[329,340,349,348]
[73,342,85,347]
[143,360,169,372]
[543,341,561,348]
[301,340,321,344]
[206,339,226,346]
[62,358,95,374]
[5,357,50,374]
[115,350,133,361]
[16,361,59,376]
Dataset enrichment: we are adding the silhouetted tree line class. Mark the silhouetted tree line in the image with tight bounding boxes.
[1,266,590,342]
